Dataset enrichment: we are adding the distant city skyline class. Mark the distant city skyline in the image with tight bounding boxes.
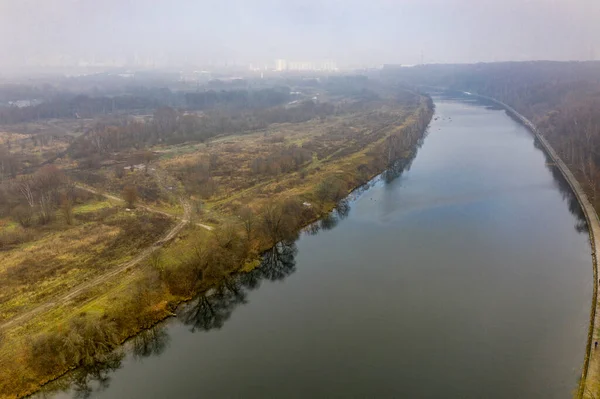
[9,53,347,73]
[1,0,599,70]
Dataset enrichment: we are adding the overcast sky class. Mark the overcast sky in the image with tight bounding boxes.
[0,0,599,67]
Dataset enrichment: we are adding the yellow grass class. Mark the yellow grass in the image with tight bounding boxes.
[159,102,416,220]
[0,93,432,399]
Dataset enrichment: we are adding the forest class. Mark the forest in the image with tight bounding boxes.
[0,86,293,125]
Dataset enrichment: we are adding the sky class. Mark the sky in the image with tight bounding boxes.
[0,0,599,68]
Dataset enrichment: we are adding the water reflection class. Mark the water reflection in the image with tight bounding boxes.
[38,240,299,398]
[382,147,419,184]
[179,279,248,333]
[303,200,351,236]
[36,93,593,399]
[541,150,588,233]
[40,93,592,399]
[37,352,125,399]
[437,90,588,236]
[179,242,296,333]
[37,324,171,399]
[131,325,170,360]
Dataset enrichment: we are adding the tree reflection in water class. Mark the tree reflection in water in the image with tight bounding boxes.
[178,278,248,332]
[538,141,589,234]
[68,353,125,399]
[179,240,298,332]
[38,238,301,397]
[36,97,590,399]
[131,326,170,360]
[304,199,351,237]
[36,351,125,399]
[36,154,433,398]
[382,152,418,184]
[443,91,589,236]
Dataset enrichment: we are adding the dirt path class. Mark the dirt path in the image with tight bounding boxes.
[0,212,188,331]
[0,178,212,331]
[75,183,213,231]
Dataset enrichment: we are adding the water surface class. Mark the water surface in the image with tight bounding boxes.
[48,96,592,399]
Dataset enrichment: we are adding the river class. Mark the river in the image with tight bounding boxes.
[44,95,593,399]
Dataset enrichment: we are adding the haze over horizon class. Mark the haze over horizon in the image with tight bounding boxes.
[0,0,599,69]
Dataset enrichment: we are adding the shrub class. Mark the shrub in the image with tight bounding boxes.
[11,205,34,227]
[163,260,199,296]
[315,176,347,204]
[122,185,138,208]
[0,228,34,249]
[29,314,120,375]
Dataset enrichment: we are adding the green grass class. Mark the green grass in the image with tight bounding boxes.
[73,200,113,214]
[155,142,207,160]
[0,220,19,232]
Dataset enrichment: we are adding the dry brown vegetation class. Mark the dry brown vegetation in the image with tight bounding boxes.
[161,96,430,217]
[0,83,433,398]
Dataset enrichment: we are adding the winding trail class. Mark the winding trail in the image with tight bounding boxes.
[0,175,212,332]
[75,183,213,231]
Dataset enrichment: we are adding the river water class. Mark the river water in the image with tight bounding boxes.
[47,95,593,398]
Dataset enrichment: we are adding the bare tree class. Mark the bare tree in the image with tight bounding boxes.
[38,191,53,225]
[237,206,256,241]
[17,176,35,208]
[60,193,74,225]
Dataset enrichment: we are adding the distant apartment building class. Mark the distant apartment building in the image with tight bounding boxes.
[274,59,338,72]
[275,59,288,71]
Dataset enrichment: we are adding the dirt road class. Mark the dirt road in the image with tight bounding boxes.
[76,183,213,231]
[0,183,210,331]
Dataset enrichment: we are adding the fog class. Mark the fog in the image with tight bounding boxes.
[0,0,599,69]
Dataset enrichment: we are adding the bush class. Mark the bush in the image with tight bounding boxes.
[30,331,66,372]
[11,205,34,227]
[0,228,34,249]
[315,176,347,204]
[107,275,164,330]
[30,314,120,374]
[163,261,198,296]
[258,199,302,245]
[122,185,138,208]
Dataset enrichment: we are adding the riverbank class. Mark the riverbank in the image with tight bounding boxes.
[32,93,594,399]
[0,95,434,399]
[471,93,600,399]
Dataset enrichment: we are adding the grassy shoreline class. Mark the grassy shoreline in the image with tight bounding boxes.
[0,93,434,399]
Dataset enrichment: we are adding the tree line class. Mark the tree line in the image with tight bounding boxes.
[68,100,336,162]
[184,87,290,110]
[0,86,292,125]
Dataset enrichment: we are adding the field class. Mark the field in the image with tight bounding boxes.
[160,98,424,221]
[0,88,433,398]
